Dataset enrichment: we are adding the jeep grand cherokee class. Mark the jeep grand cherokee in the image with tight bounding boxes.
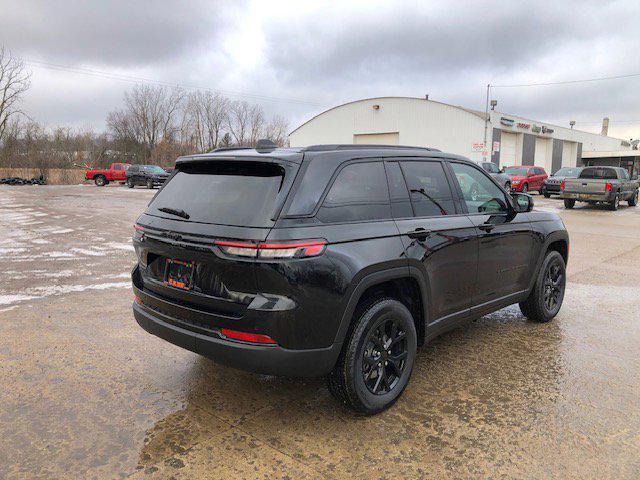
[131,142,569,415]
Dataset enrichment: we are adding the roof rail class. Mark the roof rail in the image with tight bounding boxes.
[210,146,253,153]
[302,144,441,152]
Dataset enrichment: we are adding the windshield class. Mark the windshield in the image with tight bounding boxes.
[141,165,166,174]
[554,168,581,177]
[579,167,617,180]
[148,161,288,227]
[504,167,529,176]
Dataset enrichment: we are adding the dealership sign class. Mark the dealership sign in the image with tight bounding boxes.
[472,142,484,152]
[517,122,530,129]
[532,124,542,133]
[500,117,515,127]
[542,126,554,134]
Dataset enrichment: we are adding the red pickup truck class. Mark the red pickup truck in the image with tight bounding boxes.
[85,163,130,186]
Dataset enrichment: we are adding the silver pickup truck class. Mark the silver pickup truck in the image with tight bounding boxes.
[560,166,639,210]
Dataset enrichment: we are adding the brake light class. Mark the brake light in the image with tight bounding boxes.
[605,182,612,192]
[560,180,565,191]
[214,240,327,259]
[220,329,277,345]
[134,224,145,232]
[134,295,142,305]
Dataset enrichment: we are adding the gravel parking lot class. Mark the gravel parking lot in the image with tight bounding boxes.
[1,184,639,479]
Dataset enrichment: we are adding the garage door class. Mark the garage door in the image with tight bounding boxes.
[353,132,399,145]
[500,132,517,166]
[562,141,576,167]
[534,137,552,172]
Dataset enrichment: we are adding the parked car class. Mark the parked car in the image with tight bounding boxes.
[131,143,569,415]
[560,166,639,210]
[474,161,511,190]
[85,163,130,186]
[541,167,583,198]
[126,165,171,189]
[504,166,548,193]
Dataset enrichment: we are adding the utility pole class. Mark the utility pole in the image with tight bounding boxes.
[483,84,490,161]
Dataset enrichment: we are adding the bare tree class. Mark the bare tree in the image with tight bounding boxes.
[0,46,31,144]
[227,100,251,146]
[264,115,289,147]
[186,90,229,152]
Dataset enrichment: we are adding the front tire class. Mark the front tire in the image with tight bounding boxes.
[519,250,566,323]
[564,199,575,209]
[542,188,551,198]
[327,298,417,415]
[127,179,134,188]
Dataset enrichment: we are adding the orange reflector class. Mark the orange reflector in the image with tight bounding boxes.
[220,329,277,345]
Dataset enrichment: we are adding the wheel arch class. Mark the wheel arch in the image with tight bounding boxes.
[333,267,429,350]
[526,230,569,293]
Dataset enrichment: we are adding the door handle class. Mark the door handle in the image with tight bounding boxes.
[406,228,431,240]
[478,222,495,232]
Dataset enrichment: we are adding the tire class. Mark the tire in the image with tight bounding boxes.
[147,179,154,189]
[127,179,134,188]
[94,175,106,187]
[327,298,417,415]
[543,189,551,198]
[628,190,638,207]
[519,250,566,323]
[521,183,528,193]
[563,199,575,209]
[609,194,619,211]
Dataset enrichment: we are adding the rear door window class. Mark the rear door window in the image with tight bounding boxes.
[148,161,291,227]
[400,161,455,217]
[317,162,390,223]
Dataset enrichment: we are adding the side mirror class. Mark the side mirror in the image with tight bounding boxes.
[500,168,505,173]
[512,192,533,213]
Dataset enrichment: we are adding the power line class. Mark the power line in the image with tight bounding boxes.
[493,72,640,88]
[24,59,326,107]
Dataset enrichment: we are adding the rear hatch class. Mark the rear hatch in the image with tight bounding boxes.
[134,158,298,318]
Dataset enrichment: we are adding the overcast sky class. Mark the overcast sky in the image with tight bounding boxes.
[2,0,639,139]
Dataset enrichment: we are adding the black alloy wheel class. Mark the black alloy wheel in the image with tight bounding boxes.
[609,194,619,211]
[127,179,134,188]
[543,260,564,313]
[362,318,408,395]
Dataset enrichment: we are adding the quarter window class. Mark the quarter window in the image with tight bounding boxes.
[450,162,508,214]
[400,161,455,217]
[318,162,390,222]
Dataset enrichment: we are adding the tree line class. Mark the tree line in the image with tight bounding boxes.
[0,46,289,170]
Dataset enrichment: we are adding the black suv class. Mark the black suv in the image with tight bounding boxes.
[126,165,170,189]
[131,143,569,414]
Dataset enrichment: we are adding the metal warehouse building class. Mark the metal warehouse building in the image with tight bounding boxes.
[289,97,630,173]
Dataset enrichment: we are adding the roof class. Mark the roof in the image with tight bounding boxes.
[289,96,487,135]
[176,147,304,164]
[581,150,640,158]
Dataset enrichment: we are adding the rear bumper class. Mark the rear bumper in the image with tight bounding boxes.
[131,267,340,377]
[559,192,615,202]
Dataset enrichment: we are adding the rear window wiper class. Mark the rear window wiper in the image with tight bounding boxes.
[157,207,190,219]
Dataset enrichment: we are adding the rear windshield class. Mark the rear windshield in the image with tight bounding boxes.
[579,167,617,179]
[148,161,288,227]
[141,165,166,174]
[554,167,581,177]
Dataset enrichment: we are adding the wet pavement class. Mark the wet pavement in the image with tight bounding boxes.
[1,185,639,479]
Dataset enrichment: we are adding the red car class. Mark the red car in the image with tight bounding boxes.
[504,166,548,193]
[85,163,130,186]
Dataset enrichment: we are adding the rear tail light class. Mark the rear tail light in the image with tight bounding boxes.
[605,182,612,192]
[214,240,327,259]
[134,224,145,232]
[560,180,565,191]
[220,328,277,345]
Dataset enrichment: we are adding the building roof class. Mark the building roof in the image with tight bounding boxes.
[289,96,487,135]
[581,150,640,158]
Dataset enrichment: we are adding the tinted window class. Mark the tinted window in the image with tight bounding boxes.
[483,162,499,173]
[579,167,617,179]
[128,165,138,172]
[114,164,121,171]
[317,162,390,222]
[401,161,455,216]
[148,161,289,227]
[535,168,546,175]
[384,162,413,218]
[554,167,581,177]
[504,167,529,176]
[450,162,508,214]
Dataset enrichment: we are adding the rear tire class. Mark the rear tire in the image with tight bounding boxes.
[327,298,417,415]
[519,250,566,323]
[563,199,575,209]
[94,175,106,187]
[628,190,638,207]
[609,194,619,211]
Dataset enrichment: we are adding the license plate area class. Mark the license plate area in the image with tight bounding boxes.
[164,259,194,291]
